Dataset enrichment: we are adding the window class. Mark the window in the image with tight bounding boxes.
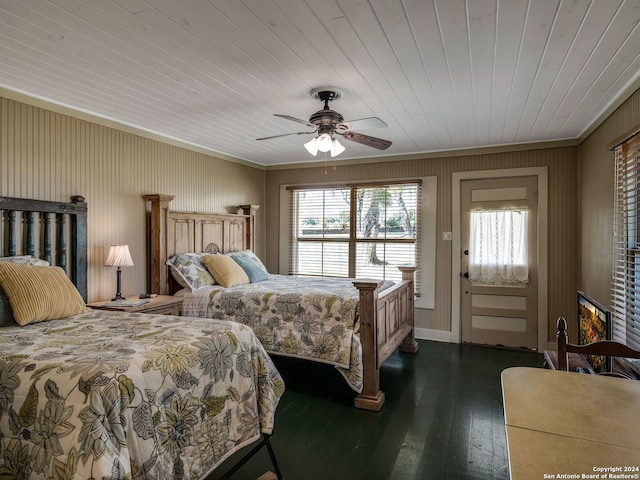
[612,130,640,350]
[468,209,529,285]
[287,182,419,285]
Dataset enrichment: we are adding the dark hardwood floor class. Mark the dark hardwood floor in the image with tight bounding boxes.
[209,340,543,480]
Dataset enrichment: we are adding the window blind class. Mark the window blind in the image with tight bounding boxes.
[287,182,420,286]
[288,187,351,277]
[612,131,640,349]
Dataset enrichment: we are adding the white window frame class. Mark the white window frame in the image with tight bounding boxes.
[279,176,437,309]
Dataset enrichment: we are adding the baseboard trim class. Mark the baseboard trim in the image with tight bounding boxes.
[415,327,453,343]
[414,328,552,350]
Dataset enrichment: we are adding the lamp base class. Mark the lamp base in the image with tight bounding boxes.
[112,268,125,301]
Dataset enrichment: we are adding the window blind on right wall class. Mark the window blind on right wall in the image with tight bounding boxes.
[612,131,640,350]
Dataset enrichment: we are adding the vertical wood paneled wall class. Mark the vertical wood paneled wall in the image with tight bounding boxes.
[3,91,599,343]
[265,147,580,341]
[580,88,640,311]
[0,97,265,302]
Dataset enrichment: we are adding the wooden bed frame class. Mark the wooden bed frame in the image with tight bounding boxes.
[144,194,418,411]
[0,194,284,478]
[0,195,88,300]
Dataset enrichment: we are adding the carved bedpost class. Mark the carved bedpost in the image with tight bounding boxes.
[238,204,259,252]
[353,279,384,411]
[58,213,67,270]
[143,194,175,295]
[398,266,418,353]
[43,213,52,264]
[70,196,88,302]
[557,317,569,371]
[71,195,89,302]
[26,212,36,257]
[7,211,16,256]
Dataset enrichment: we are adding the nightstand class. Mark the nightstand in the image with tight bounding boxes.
[88,295,183,316]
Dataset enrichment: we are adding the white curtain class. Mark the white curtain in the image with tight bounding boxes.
[468,209,529,285]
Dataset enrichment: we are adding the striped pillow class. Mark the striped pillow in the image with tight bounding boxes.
[0,263,88,326]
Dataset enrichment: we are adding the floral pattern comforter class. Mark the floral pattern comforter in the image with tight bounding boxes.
[0,310,284,480]
[182,275,393,393]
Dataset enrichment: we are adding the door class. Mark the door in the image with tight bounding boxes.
[460,176,538,349]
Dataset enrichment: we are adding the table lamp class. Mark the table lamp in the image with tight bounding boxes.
[105,245,134,300]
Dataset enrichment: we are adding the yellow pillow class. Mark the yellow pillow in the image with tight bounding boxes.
[203,254,249,288]
[0,263,88,326]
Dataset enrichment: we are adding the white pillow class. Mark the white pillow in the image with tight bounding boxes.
[0,255,49,266]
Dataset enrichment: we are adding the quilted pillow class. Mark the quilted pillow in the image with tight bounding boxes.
[0,286,17,327]
[203,254,249,288]
[229,251,269,283]
[0,263,88,326]
[166,253,216,290]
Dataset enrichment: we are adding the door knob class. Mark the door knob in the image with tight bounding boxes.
[461,272,469,279]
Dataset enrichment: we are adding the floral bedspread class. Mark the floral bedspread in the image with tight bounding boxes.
[0,310,284,480]
[182,275,393,393]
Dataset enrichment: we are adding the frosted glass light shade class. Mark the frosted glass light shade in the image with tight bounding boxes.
[304,137,319,155]
[105,245,134,267]
[317,133,333,152]
[330,138,345,157]
[304,135,346,158]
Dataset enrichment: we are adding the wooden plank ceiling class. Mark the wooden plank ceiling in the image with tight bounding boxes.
[1,0,639,167]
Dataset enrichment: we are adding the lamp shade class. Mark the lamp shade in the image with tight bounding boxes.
[105,245,134,267]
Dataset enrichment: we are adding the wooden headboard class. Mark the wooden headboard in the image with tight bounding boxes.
[0,195,88,300]
[144,194,259,295]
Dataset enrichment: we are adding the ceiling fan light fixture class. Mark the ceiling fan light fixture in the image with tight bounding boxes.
[260,87,391,156]
[304,137,319,155]
[330,138,345,157]
[304,134,346,158]
[317,133,333,152]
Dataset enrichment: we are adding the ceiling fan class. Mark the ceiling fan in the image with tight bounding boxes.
[256,87,392,156]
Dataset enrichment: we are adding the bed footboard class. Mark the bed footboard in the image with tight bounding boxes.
[353,266,417,411]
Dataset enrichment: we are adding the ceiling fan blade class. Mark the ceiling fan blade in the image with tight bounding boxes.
[337,117,387,132]
[274,114,317,129]
[340,131,392,150]
[256,131,316,141]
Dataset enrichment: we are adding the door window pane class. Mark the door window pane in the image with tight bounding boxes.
[469,209,529,284]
